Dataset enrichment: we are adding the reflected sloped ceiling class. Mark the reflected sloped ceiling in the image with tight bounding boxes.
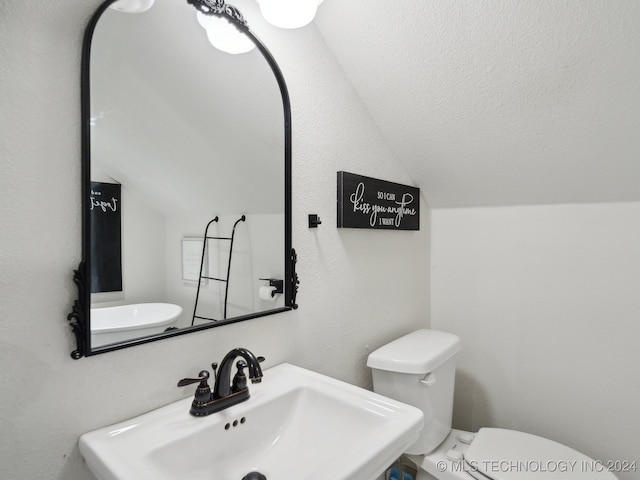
[90,0,284,217]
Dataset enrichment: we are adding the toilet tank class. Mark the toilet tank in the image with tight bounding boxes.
[367,329,461,455]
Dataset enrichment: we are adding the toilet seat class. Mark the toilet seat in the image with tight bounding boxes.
[462,428,617,479]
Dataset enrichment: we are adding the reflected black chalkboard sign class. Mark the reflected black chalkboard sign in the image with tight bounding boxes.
[337,172,420,230]
[89,181,122,293]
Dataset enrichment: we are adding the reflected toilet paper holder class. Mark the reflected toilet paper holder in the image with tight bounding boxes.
[259,278,284,296]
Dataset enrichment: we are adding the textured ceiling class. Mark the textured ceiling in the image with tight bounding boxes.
[314,0,640,207]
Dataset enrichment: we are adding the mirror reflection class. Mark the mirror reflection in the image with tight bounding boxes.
[82,0,290,352]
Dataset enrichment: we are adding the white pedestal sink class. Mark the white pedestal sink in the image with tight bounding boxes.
[79,363,423,480]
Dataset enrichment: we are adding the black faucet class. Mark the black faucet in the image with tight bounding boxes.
[178,348,264,416]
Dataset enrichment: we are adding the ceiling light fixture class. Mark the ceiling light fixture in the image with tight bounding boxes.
[108,0,155,13]
[196,11,256,54]
[187,0,258,55]
[257,0,324,29]
[190,0,325,55]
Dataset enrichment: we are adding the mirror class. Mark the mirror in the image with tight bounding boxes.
[68,0,297,358]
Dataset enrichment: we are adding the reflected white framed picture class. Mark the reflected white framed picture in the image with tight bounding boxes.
[181,238,205,282]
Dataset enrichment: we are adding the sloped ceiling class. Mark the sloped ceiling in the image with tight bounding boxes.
[314,0,640,207]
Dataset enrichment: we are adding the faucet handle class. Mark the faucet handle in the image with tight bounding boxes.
[251,356,265,384]
[178,370,212,404]
[177,370,210,387]
[232,361,248,393]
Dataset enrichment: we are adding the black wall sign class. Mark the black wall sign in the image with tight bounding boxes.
[337,171,420,230]
[89,181,122,293]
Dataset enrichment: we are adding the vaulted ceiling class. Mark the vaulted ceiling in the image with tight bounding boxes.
[314,0,640,207]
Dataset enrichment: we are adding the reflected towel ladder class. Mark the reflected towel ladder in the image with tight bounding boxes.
[191,215,246,326]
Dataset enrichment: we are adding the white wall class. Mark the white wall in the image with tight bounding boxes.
[119,187,167,303]
[0,1,430,479]
[431,203,640,480]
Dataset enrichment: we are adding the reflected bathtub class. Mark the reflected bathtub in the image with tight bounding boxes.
[91,303,182,348]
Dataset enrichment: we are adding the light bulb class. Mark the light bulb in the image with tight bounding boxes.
[196,12,256,55]
[258,0,318,29]
[109,0,155,13]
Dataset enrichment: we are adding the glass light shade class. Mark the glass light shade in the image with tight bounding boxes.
[109,0,155,13]
[196,12,256,55]
[259,0,318,29]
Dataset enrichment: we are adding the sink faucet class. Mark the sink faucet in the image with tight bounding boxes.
[178,348,264,416]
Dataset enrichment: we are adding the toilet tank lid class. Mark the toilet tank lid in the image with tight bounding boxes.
[367,329,461,374]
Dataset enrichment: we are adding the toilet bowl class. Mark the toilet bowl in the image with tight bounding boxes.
[367,330,618,480]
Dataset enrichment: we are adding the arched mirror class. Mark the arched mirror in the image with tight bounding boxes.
[68,0,298,359]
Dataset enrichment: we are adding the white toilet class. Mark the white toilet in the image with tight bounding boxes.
[367,329,618,480]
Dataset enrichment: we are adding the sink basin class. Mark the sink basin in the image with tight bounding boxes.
[79,363,423,480]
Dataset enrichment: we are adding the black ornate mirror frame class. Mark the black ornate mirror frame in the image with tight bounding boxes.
[68,0,298,359]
